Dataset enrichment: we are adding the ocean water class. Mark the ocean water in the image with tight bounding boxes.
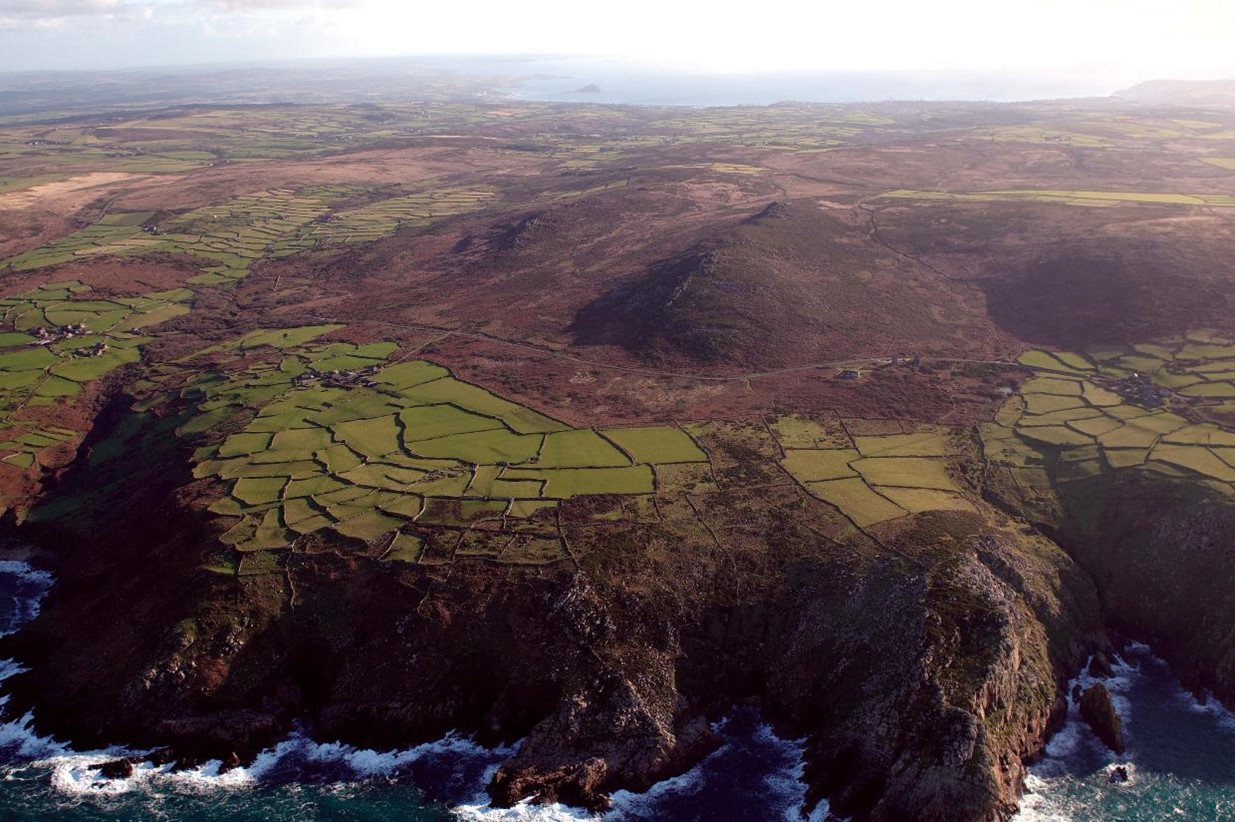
[0,562,828,821]
[496,57,1123,106]
[1016,643,1235,820]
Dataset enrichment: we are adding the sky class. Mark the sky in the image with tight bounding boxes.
[0,0,1233,83]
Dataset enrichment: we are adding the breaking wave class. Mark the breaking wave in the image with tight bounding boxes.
[1015,643,1235,821]
[0,560,828,820]
[456,710,834,821]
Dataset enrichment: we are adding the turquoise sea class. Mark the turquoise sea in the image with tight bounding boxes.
[0,562,1232,821]
[1016,643,1235,820]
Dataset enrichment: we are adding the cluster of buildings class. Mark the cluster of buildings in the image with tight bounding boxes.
[30,323,89,346]
[835,355,923,381]
[1109,372,1173,408]
[76,342,109,358]
[293,364,382,389]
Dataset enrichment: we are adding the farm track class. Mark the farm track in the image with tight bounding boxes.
[307,313,1022,385]
[857,200,1010,356]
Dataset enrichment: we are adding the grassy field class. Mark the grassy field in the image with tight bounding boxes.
[883,189,1235,208]
[271,188,496,255]
[167,329,708,554]
[966,126,1111,148]
[988,338,1235,493]
[0,281,192,474]
[3,185,499,285]
[600,426,707,464]
[772,417,969,528]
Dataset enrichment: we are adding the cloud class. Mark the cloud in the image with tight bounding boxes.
[204,0,360,10]
[0,0,125,16]
[0,0,356,30]
[0,0,157,27]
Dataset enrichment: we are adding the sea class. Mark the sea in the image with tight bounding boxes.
[0,562,1231,821]
[490,57,1125,106]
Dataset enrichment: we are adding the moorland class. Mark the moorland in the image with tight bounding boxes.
[2,89,1235,820]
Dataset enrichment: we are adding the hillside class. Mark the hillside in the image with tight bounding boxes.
[1116,78,1235,106]
[571,200,987,367]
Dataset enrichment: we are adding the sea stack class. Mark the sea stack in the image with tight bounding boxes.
[1080,683,1126,754]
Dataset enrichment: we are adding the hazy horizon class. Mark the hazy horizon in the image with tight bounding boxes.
[0,53,1228,116]
[1,0,1233,85]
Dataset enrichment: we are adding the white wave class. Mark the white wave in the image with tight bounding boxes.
[453,716,839,822]
[45,755,253,797]
[1161,658,1235,733]
[0,709,71,762]
[0,560,53,585]
[0,659,24,682]
[0,559,53,638]
[1012,642,1222,821]
[608,746,723,814]
[0,560,839,820]
[748,722,835,822]
[36,728,519,801]
[453,797,598,821]
[1013,780,1073,822]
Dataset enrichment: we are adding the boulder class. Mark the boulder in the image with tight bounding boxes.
[1088,651,1115,679]
[98,758,135,779]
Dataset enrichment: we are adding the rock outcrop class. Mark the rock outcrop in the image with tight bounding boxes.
[1055,473,1235,707]
[1079,683,1125,754]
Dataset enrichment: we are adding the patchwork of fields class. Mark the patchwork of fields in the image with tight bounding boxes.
[882,189,1235,207]
[4,101,1235,573]
[987,336,1235,496]
[772,414,972,528]
[3,186,498,284]
[0,281,191,470]
[168,327,708,563]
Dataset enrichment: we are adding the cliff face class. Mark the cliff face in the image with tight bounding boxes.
[1,448,1105,822]
[767,519,1099,821]
[1052,473,1235,705]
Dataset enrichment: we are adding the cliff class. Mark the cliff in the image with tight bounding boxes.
[1054,472,1235,707]
[0,418,1105,820]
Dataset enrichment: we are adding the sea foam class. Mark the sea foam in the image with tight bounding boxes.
[0,561,833,820]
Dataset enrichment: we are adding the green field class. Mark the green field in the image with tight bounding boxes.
[0,282,192,476]
[774,419,968,528]
[883,189,1235,208]
[988,338,1235,494]
[167,330,715,554]
[806,478,907,528]
[781,449,859,481]
[3,185,499,285]
[600,426,707,464]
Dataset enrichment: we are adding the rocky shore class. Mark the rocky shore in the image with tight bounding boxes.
[6,421,1235,820]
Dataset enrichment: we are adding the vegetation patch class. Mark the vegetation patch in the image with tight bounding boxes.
[0,282,192,483]
[988,336,1235,504]
[156,329,708,556]
[883,189,1235,208]
[807,478,907,527]
[777,419,970,528]
[4,185,498,284]
[600,426,707,464]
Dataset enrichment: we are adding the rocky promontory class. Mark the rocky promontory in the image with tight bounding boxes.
[0,414,1110,821]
